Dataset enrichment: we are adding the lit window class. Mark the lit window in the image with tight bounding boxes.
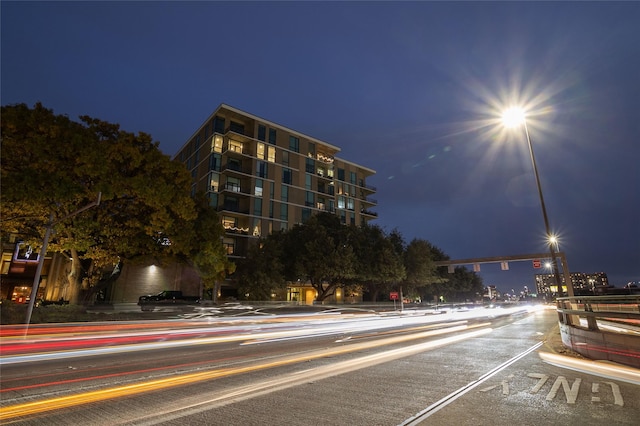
[229,140,243,153]
[222,216,237,228]
[267,146,276,163]
[257,143,265,160]
[212,135,223,153]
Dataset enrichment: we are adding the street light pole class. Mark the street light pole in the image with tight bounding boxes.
[24,193,102,329]
[520,119,564,294]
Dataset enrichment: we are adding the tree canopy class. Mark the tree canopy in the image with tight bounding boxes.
[233,212,479,303]
[1,103,229,303]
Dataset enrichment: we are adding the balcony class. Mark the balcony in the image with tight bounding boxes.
[360,209,378,217]
[222,162,252,175]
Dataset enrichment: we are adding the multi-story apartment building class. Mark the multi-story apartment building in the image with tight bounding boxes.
[174,104,378,263]
[534,271,609,297]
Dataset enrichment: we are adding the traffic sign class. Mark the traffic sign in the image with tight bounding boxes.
[533,259,541,268]
[389,292,399,300]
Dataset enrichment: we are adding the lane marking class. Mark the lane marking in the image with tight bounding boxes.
[399,342,543,426]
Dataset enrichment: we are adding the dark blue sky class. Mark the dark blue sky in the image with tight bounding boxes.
[2,2,638,294]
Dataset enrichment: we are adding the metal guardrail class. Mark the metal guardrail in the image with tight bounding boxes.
[556,295,640,330]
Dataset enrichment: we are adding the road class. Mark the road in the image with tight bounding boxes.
[1,305,638,425]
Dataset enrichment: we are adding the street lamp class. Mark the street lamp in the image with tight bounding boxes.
[502,107,563,293]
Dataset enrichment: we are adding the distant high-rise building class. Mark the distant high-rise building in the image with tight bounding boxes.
[535,272,609,296]
[174,103,377,258]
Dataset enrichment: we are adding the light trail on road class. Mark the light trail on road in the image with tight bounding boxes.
[0,322,491,421]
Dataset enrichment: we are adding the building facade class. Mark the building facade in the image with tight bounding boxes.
[174,104,377,260]
[534,271,610,297]
[173,104,378,302]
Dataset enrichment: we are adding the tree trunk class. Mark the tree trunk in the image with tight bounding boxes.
[67,248,83,304]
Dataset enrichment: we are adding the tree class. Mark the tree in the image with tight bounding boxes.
[1,103,222,303]
[234,233,285,300]
[349,225,405,301]
[179,194,235,302]
[403,238,448,300]
[281,213,356,302]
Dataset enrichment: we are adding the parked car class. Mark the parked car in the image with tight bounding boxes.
[137,290,200,311]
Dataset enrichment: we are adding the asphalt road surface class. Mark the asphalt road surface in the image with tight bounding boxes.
[1,305,638,425]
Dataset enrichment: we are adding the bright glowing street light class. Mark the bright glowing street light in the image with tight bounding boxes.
[502,107,564,294]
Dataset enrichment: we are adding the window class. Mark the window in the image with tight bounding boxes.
[350,171,357,184]
[229,140,243,153]
[282,150,289,166]
[255,179,263,197]
[267,146,276,163]
[289,136,299,152]
[281,185,288,202]
[212,135,223,153]
[222,216,237,229]
[209,153,221,171]
[338,196,346,209]
[213,116,225,133]
[318,181,325,194]
[257,143,265,160]
[223,238,235,255]
[254,198,262,216]
[208,193,218,208]
[227,158,241,172]
[256,161,268,178]
[258,124,266,141]
[302,208,312,223]
[305,174,312,190]
[347,198,354,210]
[328,183,335,196]
[209,172,220,191]
[224,196,239,212]
[283,168,292,185]
[230,121,244,134]
[305,191,314,207]
[269,128,276,145]
[305,157,315,174]
[195,135,201,150]
[308,142,315,157]
[280,203,288,221]
[338,168,345,181]
[205,126,209,140]
[226,176,241,192]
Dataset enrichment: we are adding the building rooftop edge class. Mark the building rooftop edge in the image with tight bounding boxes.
[173,103,347,160]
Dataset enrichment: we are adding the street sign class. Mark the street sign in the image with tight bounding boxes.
[473,263,481,272]
[389,292,399,300]
[533,259,541,268]
[501,261,509,271]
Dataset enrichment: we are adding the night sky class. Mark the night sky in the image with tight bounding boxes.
[2,2,638,294]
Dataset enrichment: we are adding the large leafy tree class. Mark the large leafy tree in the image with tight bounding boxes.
[349,224,405,301]
[402,238,449,299]
[179,194,235,302]
[1,103,222,303]
[234,232,285,300]
[281,213,356,302]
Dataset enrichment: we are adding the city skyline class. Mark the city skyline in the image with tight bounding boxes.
[2,2,638,294]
